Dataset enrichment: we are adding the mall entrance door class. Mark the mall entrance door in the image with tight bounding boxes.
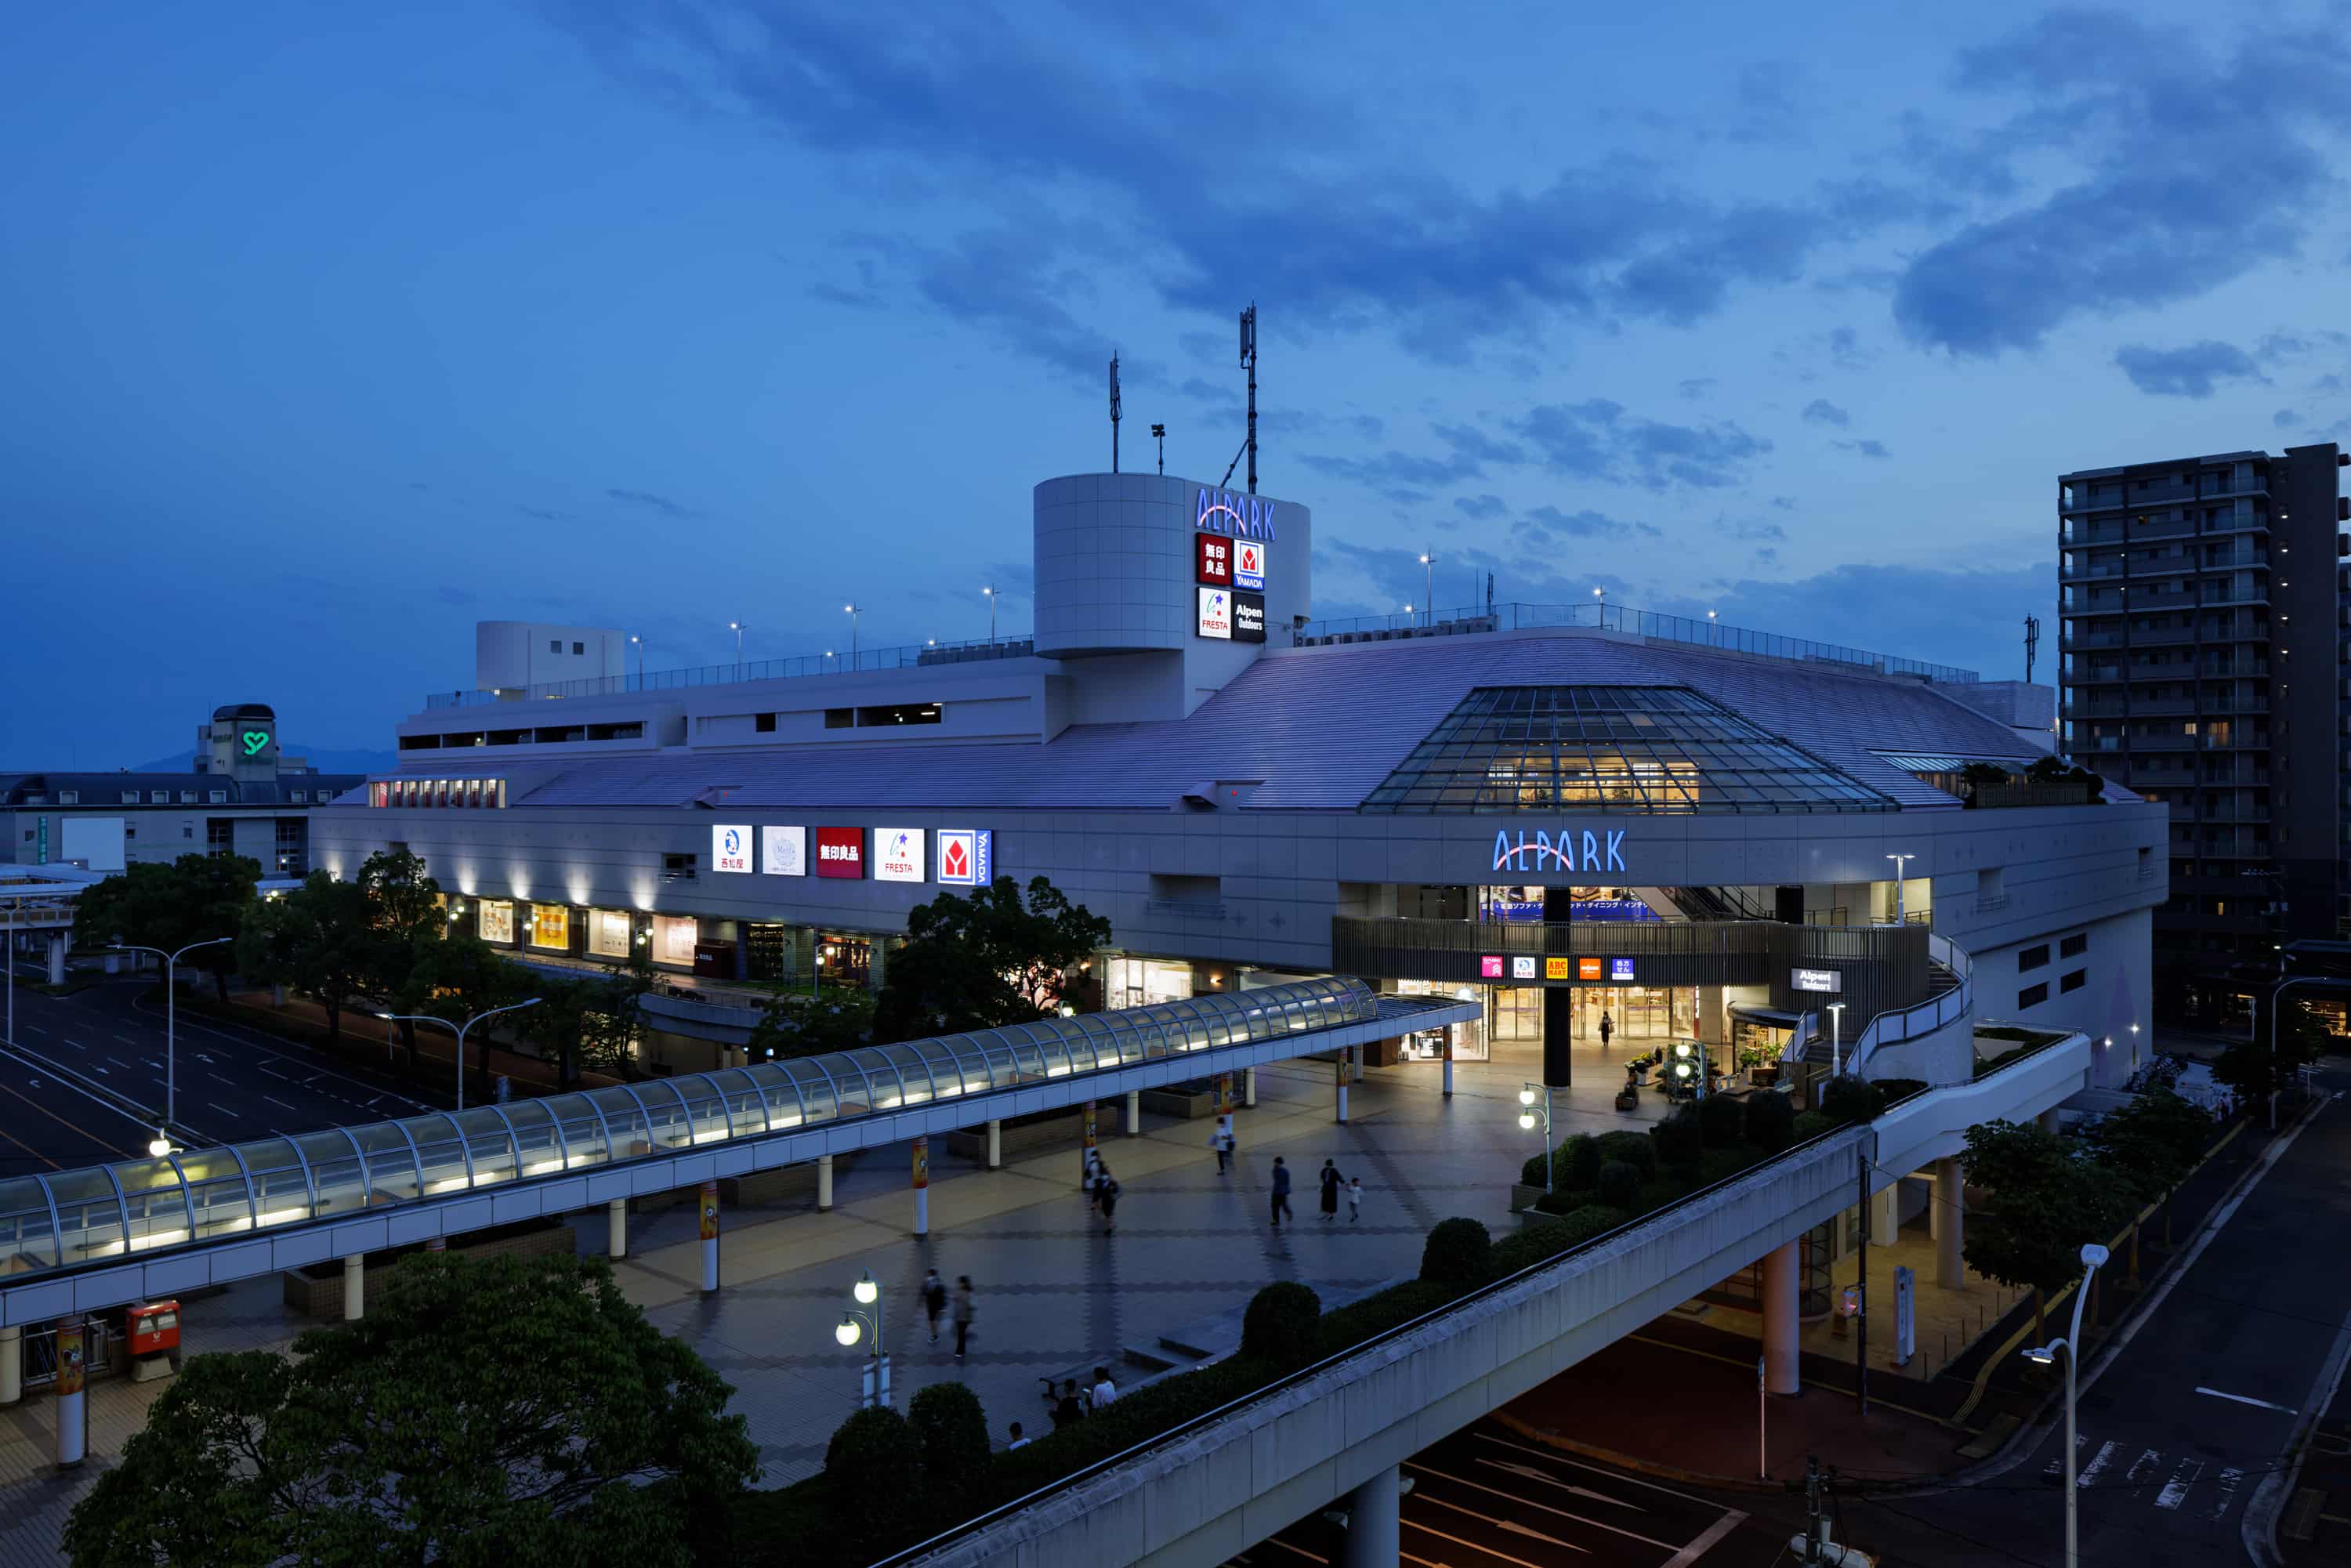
[1574,984,1690,1041]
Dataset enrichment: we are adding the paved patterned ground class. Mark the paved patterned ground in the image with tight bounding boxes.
[0,1042,1655,1564]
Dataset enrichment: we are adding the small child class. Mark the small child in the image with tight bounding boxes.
[1346,1176,1363,1222]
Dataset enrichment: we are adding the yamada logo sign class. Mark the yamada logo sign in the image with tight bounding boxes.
[712,824,752,875]
[1233,539,1265,590]
[814,827,864,878]
[938,828,993,886]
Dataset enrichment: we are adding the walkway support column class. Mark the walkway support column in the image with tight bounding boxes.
[55,1324,86,1468]
[1339,1464,1401,1568]
[0,1324,20,1407]
[607,1198,628,1260]
[1244,1067,1258,1108]
[1335,1055,1350,1124]
[2038,1108,2060,1135]
[1441,1027,1454,1099]
[985,1119,1002,1169]
[342,1255,364,1321]
[1873,1182,1900,1248]
[1762,1240,1801,1395]
[698,1180,719,1295]
[45,935,65,987]
[817,1153,835,1211]
[1935,1157,1964,1288]
[911,1136,930,1238]
[1124,1088,1140,1137]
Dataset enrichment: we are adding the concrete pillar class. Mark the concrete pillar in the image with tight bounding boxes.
[1124,1088,1141,1136]
[1761,1240,1800,1396]
[1335,1055,1350,1124]
[1339,1464,1401,1568]
[1935,1157,1964,1288]
[1244,1066,1258,1108]
[985,1119,1002,1169]
[698,1180,719,1294]
[817,1153,835,1211]
[0,1324,20,1407]
[342,1255,364,1320]
[607,1198,628,1259]
[1695,984,1725,1045]
[271,982,287,1008]
[45,935,65,987]
[1442,1028,1454,1098]
[2037,1108,2061,1135]
[1351,1045,1364,1083]
[912,1137,930,1238]
[55,1324,87,1468]
[868,940,887,994]
[1872,1182,1900,1247]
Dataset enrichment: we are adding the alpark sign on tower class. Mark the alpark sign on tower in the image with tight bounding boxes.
[1196,488,1278,540]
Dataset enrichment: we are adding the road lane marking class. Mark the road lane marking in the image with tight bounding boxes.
[1404,1519,1581,1563]
[0,1078,136,1161]
[2207,1466,2243,1520]
[2078,1440,2119,1488]
[1661,1511,1749,1568]
[0,1119,61,1170]
[2155,1458,2204,1509]
[1473,1432,1716,1508]
[2124,1448,2165,1496]
[1473,1459,1643,1510]
[1406,1465,1673,1548]
[265,1095,300,1113]
[210,1103,240,1118]
[2193,1386,2296,1414]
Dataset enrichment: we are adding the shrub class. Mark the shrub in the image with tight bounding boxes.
[1520,1149,1549,1189]
[1595,1129,1657,1179]
[1875,1077,1928,1105]
[1553,1203,1628,1244]
[1566,1133,1603,1187]
[1820,1075,1887,1124]
[1792,1110,1837,1143]
[1419,1217,1494,1285]
[1744,1091,1796,1153]
[1315,1280,1462,1355]
[1491,1222,1573,1278]
[1650,1107,1704,1169]
[1697,1092,1746,1148]
[907,1382,990,1511]
[1241,1281,1322,1366]
[824,1407,926,1550]
[1595,1159,1641,1211]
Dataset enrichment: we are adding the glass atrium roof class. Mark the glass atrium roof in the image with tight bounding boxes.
[1360,686,1896,814]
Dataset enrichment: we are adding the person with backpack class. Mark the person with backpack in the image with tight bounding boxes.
[1270,1155,1293,1229]
[1318,1159,1342,1222]
[922,1267,947,1343]
[951,1275,976,1359]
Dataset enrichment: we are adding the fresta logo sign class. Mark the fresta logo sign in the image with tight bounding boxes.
[241,730,271,756]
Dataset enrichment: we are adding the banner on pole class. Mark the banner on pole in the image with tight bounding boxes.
[911,1135,930,1190]
[698,1180,719,1240]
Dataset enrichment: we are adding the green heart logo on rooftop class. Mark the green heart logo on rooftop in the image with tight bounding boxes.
[241,730,271,757]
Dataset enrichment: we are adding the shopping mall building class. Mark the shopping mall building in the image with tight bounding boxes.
[314,472,2164,1088]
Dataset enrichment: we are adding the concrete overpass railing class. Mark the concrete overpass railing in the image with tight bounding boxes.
[891,1030,2092,1568]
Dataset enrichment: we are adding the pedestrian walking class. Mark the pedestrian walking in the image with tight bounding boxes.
[923,1267,947,1343]
[1051,1378,1086,1429]
[1599,1010,1614,1050]
[1346,1176,1363,1222]
[951,1274,975,1359]
[1270,1155,1293,1228]
[1317,1159,1342,1222]
[1094,1164,1121,1235]
[1090,1366,1118,1407]
[1211,1114,1236,1175]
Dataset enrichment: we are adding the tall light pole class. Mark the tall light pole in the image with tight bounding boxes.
[377,998,542,1112]
[835,1269,890,1407]
[1885,853,1917,923]
[1708,608,1718,647]
[844,603,861,667]
[111,936,233,1128]
[982,585,998,642]
[1592,585,1606,628]
[2267,975,2326,1130]
[727,621,746,679]
[1516,1083,1553,1191]
[2027,1242,2112,1568]
[1419,552,1434,626]
[1826,1001,1846,1079]
[629,634,643,691]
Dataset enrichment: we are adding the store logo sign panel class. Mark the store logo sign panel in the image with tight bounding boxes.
[1233,539,1265,591]
[1511,956,1538,980]
[241,730,272,757]
[1576,958,1604,981]
[1196,534,1233,587]
[875,827,926,883]
[712,824,752,874]
[1232,590,1266,643]
[815,826,864,878]
[1480,955,1504,979]
[1195,487,1278,541]
[1197,586,1233,639]
[762,825,806,877]
[1791,967,1842,994]
[1610,958,1636,982]
[938,828,992,886]
[1491,828,1628,874]
[1544,957,1570,980]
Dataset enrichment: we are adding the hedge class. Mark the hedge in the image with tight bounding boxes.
[1594,1129,1657,1178]
[1595,1159,1641,1211]
[1241,1281,1322,1365]
[1420,1217,1494,1284]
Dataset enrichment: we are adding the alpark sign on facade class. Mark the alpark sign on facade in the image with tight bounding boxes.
[1196,488,1277,541]
[1492,828,1629,875]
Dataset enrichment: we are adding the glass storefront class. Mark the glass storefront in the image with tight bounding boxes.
[1396,980,1486,1060]
[651,914,697,965]
[586,908,632,959]
[527,903,571,951]
[476,900,515,945]
[1572,985,1690,1041]
[1107,957,1194,1009]
[1488,985,1542,1045]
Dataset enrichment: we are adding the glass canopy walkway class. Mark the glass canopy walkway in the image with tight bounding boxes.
[0,978,1374,1284]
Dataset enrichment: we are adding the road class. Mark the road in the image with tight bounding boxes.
[1234,1417,1785,1568]
[0,968,445,1174]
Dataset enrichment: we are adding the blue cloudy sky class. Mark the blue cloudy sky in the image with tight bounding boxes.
[5,1,2349,764]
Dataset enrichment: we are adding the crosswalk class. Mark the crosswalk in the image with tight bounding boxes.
[2041,1432,2248,1522]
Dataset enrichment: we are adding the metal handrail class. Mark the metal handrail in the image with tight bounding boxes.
[422,635,1039,708]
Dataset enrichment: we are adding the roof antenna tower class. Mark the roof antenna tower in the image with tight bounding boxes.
[2023,614,2040,684]
[1109,354,1121,474]
[1241,304,1258,494]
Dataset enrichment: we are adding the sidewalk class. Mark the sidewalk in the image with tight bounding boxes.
[0,1052,1533,1566]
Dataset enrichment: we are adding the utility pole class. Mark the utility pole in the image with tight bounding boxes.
[1109,354,1121,474]
[1856,1140,1870,1416]
[2024,613,2040,684]
[1151,422,1165,475]
[1805,1457,1824,1566]
[1239,304,1258,494]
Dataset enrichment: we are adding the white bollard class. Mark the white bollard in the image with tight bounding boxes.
[1244,1067,1258,1108]
[986,1119,1002,1169]
[817,1153,835,1211]
[1124,1088,1140,1137]
[342,1255,364,1320]
[607,1198,628,1260]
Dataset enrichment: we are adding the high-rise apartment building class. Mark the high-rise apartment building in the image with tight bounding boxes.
[2058,442,2349,1019]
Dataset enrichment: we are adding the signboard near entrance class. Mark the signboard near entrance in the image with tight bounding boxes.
[1894,1265,1916,1363]
[815,827,865,878]
[1792,967,1842,994]
[1575,958,1603,981]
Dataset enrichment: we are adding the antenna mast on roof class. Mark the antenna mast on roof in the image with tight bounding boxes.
[1109,354,1121,474]
[1240,304,1258,494]
[2023,614,2040,684]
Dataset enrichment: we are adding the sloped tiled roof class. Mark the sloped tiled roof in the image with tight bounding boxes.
[478,633,2044,814]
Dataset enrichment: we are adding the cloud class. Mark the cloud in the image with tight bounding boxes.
[1509,400,1770,490]
[1770,496,1796,510]
[515,505,574,523]
[1801,398,1850,427]
[1301,421,1525,498]
[1514,505,1661,545]
[1893,13,2351,355]
[1454,494,1507,520]
[607,487,707,520]
[1835,438,1892,459]
[1658,560,2050,680]
[2273,408,2300,430]
[1676,378,1717,400]
[2112,340,2260,398]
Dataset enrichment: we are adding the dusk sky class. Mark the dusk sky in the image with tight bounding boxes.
[5,2,2347,766]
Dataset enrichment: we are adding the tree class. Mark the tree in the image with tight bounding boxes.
[2084,1085,2210,1206]
[873,875,1112,1043]
[235,872,377,1042]
[63,1251,755,1568]
[2212,997,2332,1106]
[514,958,653,1090]
[72,853,262,1001]
[1960,1118,2138,1343]
[749,984,878,1061]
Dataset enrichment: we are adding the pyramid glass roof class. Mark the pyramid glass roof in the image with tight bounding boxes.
[1360,686,1896,813]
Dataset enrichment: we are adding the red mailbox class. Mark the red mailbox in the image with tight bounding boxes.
[126,1301,179,1357]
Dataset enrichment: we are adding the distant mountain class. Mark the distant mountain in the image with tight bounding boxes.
[128,744,399,776]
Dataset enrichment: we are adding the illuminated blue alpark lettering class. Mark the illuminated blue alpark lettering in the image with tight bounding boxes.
[1196,487,1278,541]
[1492,828,1628,874]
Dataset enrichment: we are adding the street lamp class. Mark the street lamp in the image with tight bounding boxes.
[147,1129,172,1158]
[727,621,747,679]
[1885,853,1916,923]
[629,634,643,690]
[844,603,862,666]
[376,998,542,1112]
[1707,608,1718,647]
[2026,1242,2112,1568]
[2266,976,2326,1130]
[110,936,233,1128]
[1517,1083,1552,1190]
[1826,1001,1846,1079]
[837,1269,889,1407]
[1672,1039,1708,1100]
[1419,552,1433,626]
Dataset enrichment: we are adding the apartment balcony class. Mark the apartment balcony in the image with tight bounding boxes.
[2061,632,2128,653]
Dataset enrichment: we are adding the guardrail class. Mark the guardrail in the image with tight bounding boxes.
[422,636,1038,708]
[1849,932,1972,1074]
